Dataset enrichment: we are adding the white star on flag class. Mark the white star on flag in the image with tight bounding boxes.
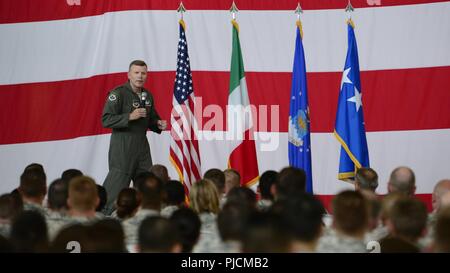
[347,86,362,112]
[340,67,352,90]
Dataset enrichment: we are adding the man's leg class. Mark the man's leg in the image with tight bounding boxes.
[102,168,131,215]
[103,134,138,215]
[135,146,153,177]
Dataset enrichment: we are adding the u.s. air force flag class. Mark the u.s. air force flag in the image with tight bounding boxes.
[288,20,313,193]
[334,19,370,180]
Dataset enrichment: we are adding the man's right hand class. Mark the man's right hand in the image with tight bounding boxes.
[129,108,146,120]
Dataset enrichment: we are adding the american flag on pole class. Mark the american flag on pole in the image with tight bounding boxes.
[169,19,201,195]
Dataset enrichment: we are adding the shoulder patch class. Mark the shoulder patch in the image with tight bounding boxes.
[109,94,117,101]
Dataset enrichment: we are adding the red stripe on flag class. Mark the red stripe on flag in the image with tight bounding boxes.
[1,66,450,145]
[170,96,201,187]
[171,121,194,182]
[1,0,448,24]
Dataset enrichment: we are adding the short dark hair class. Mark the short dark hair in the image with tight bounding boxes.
[10,210,48,252]
[332,190,369,236]
[0,193,23,220]
[355,167,378,191]
[133,171,154,190]
[218,202,254,242]
[138,216,180,252]
[389,197,427,242]
[61,169,83,183]
[116,188,140,219]
[150,164,169,183]
[23,163,44,173]
[242,211,292,253]
[85,219,125,252]
[129,60,147,71]
[136,172,163,210]
[276,167,306,199]
[170,207,201,253]
[204,169,225,193]
[259,170,277,199]
[96,184,107,212]
[272,194,325,243]
[203,169,225,192]
[47,179,69,210]
[163,180,186,206]
[19,169,47,198]
[225,187,257,208]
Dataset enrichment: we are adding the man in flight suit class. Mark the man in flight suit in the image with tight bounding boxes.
[101,60,167,215]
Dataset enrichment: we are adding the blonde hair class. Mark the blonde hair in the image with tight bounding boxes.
[189,179,220,214]
[69,176,98,212]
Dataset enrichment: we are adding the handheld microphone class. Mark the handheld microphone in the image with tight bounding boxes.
[140,92,147,108]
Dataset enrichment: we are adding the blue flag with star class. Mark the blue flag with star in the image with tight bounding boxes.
[334,20,370,180]
[288,21,313,193]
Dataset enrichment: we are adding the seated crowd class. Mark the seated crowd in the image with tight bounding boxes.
[0,163,449,253]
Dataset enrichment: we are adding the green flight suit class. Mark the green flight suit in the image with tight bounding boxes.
[101,81,161,214]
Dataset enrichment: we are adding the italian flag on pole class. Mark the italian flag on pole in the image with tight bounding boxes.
[227,19,260,187]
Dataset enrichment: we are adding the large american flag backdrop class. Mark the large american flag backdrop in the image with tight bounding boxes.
[1,0,449,210]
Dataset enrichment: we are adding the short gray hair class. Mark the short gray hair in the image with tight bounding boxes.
[129,60,147,71]
[355,167,378,192]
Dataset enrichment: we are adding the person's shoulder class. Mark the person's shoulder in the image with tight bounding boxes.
[109,84,128,95]
[106,84,128,102]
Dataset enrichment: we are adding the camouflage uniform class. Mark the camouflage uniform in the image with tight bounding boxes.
[122,208,159,250]
[160,205,179,218]
[45,209,69,241]
[46,212,104,241]
[192,212,224,253]
[317,229,368,253]
[23,202,48,217]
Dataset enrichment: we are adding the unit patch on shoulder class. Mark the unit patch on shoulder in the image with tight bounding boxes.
[109,94,117,101]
